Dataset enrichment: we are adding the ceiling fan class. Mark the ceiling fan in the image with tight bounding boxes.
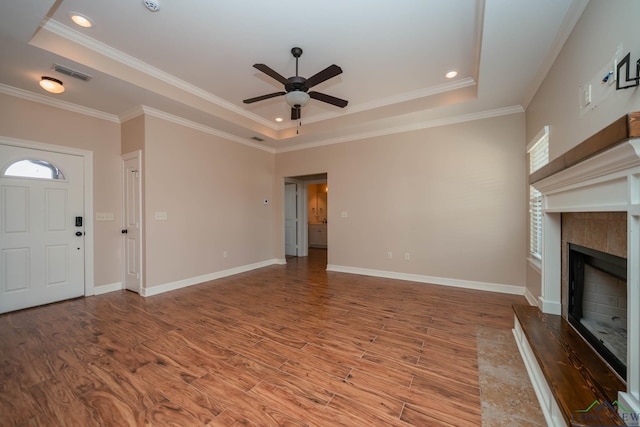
[243,47,348,120]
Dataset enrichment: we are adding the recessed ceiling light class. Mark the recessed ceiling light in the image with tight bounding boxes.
[275,117,283,122]
[70,13,93,28]
[39,76,65,94]
[445,70,458,79]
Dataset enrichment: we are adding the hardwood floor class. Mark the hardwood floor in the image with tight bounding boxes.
[1,249,533,426]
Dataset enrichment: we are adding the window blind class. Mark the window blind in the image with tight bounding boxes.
[528,127,549,259]
[529,187,543,258]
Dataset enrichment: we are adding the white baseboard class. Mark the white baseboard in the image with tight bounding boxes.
[141,259,282,297]
[326,264,525,295]
[524,287,539,306]
[94,282,122,295]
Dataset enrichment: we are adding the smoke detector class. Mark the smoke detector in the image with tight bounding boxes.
[143,0,160,12]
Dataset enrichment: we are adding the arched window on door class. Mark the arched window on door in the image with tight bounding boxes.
[2,159,65,180]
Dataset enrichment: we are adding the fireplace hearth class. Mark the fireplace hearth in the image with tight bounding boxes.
[568,243,627,378]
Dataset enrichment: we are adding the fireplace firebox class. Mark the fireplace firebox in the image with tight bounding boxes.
[568,243,627,378]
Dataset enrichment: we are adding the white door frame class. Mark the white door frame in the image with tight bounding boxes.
[0,136,94,296]
[284,178,308,257]
[122,150,143,293]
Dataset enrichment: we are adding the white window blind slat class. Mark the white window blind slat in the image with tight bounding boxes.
[528,127,549,259]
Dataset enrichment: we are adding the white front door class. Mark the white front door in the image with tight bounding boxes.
[284,183,297,256]
[123,152,141,293]
[0,145,85,313]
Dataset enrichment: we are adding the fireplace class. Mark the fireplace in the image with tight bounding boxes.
[567,243,627,378]
[525,113,640,419]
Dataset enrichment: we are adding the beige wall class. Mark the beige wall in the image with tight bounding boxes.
[276,113,527,287]
[143,115,275,288]
[0,93,123,287]
[525,0,640,298]
[527,0,640,152]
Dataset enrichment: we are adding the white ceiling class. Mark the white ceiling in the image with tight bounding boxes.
[0,0,588,152]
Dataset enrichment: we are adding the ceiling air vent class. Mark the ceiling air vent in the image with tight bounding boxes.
[251,136,265,142]
[51,64,92,82]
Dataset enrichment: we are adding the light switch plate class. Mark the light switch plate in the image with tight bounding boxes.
[154,211,168,220]
[96,212,114,221]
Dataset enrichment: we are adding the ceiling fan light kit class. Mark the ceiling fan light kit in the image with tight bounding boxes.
[285,91,310,108]
[39,76,65,94]
[243,47,348,121]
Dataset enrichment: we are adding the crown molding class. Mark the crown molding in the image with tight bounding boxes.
[140,106,275,153]
[276,105,524,153]
[41,19,277,130]
[281,78,478,129]
[119,105,145,123]
[0,83,120,123]
[40,19,482,135]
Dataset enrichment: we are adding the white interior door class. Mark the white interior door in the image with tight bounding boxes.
[0,145,85,313]
[123,152,141,293]
[284,183,297,256]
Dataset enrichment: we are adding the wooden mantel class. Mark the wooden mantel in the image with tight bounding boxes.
[530,112,640,184]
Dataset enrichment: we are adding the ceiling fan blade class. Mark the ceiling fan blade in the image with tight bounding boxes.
[291,107,301,120]
[309,91,348,108]
[253,64,289,85]
[305,64,343,89]
[243,92,286,104]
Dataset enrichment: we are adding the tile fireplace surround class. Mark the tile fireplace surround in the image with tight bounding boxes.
[523,113,640,424]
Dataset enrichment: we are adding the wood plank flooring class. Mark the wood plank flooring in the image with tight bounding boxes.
[1,249,532,426]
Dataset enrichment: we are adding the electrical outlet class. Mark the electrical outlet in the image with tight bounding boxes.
[223,250,228,258]
[154,211,168,220]
[387,251,393,259]
[404,253,411,261]
[341,211,349,218]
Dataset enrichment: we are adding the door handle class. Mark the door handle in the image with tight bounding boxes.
[122,229,128,234]
[75,231,83,237]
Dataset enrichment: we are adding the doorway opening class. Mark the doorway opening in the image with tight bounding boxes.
[284,173,327,265]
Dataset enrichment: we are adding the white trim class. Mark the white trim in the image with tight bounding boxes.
[122,150,143,294]
[0,84,120,123]
[140,106,275,154]
[524,287,539,307]
[0,136,95,297]
[617,392,640,422]
[141,259,282,297]
[94,282,122,295]
[41,19,276,130]
[276,105,524,153]
[1,81,523,156]
[527,256,542,273]
[527,125,550,153]
[285,78,477,128]
[326,264,525,295]
[533,137,640,412]
[513,316,567,426]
